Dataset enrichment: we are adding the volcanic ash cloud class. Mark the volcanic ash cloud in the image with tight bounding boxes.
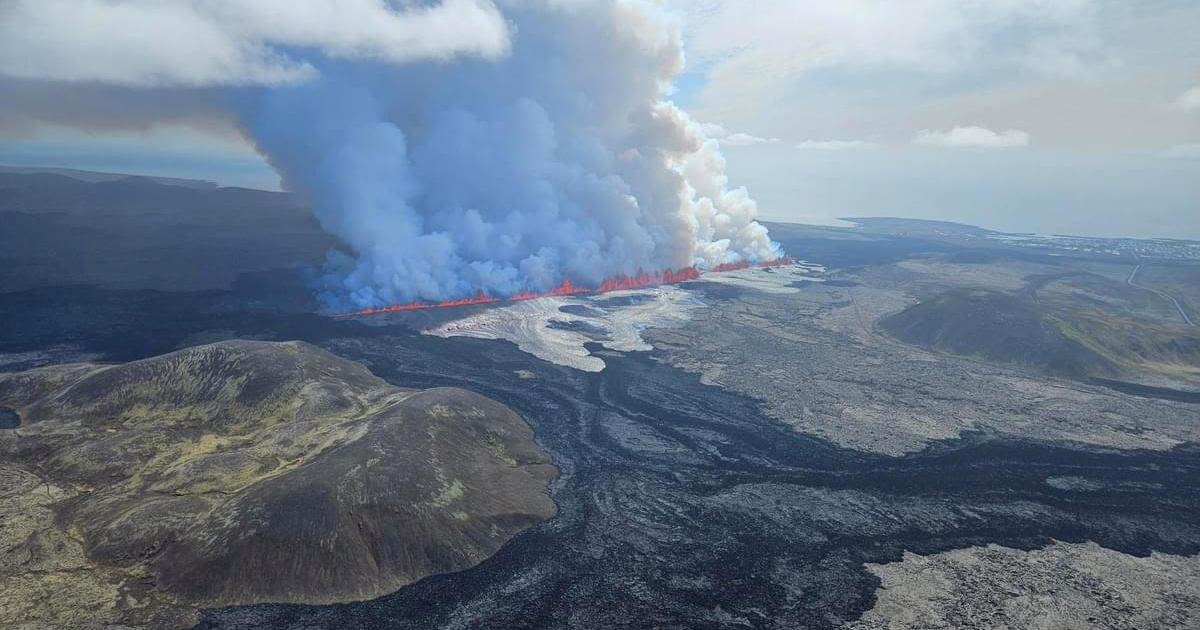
[238,1,779,309]
[0,1,780,309]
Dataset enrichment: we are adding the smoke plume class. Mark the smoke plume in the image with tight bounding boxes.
[1,1,780,309]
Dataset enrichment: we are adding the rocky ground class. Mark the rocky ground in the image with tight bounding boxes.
[0,341,554,628]
[2,215,1198,629]
[644,265,1200,455]
[845,541,1200,630]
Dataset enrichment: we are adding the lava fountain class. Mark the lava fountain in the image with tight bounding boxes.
[337,258,794,317]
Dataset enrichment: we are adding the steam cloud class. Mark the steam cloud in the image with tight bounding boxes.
[1,1,780,309]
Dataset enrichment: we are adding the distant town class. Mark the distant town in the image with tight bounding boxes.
[987,233,1200,261]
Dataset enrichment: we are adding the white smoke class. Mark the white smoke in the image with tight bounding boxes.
[241,0,778,308]
[1,0,780,309]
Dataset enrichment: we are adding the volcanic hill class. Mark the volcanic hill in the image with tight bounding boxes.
[878,288,1118,378]
[0,340,556,628]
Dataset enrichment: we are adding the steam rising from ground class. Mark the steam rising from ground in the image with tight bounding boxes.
[240,1,778,309]
[1,1,780,309]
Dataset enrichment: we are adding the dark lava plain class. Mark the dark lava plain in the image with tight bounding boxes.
[0,406,18,429]
[3,283,1198,629]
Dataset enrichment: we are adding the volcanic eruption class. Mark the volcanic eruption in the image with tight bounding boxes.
[0,1,783,310]
[237,1,781,311]
[340,258,795,317]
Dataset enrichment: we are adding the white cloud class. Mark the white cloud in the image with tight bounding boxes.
[914,126,1030,148]
[696,122,781,146]
[795,140,879,150]
[721,132,782,146]
[0,0,510,87]
[1170,86,1200,112]
[1159,144,1200,159]
[674,0,1101,124]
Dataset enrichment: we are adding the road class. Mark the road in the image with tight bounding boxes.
[1127,263,1195,326]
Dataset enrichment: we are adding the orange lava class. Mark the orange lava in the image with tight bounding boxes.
[710,260,751,273]
[338,257,793,317]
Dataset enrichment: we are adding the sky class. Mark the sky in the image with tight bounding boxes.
[1,0,1197,239]
[660,0,1200,238]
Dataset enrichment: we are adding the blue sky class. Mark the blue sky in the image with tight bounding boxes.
[664,0,1200,238]
[1,0,1197,238]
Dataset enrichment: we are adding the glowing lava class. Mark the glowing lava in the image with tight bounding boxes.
[338,257,794,317]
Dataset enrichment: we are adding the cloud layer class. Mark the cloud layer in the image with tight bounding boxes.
[0,0,510,87]
[721,133,783,146]
[1171,86,1200,112]
[795,140,879,151]
[1159,144,1200,160]
[914,126,1031,148]
[675,0,1102,126]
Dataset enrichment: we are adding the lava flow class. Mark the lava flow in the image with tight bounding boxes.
[338,257,794,317]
